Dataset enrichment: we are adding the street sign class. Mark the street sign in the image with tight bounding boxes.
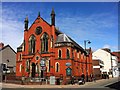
[66,68,72,76]
[41,67,46,70]
[66,62,71,66]
[40,58,45,67]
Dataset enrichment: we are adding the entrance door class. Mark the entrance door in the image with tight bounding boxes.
[41,70,43,78]
[31,63,36,77]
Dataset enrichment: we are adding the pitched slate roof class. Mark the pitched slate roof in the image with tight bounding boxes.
[0,45,16,54]
[56,34,72,43]
[56,33,85,53]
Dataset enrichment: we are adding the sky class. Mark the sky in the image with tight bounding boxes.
[0,2,119,52]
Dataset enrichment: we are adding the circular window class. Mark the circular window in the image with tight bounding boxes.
[35,26,42,35]
[36,56,39,60]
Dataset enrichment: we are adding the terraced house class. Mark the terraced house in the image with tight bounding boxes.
[16,9,93,84]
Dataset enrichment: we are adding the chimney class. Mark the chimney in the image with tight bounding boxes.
[102,48,111,53]
[0,42,4,49]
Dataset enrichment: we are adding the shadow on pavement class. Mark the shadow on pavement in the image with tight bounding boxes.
[105,81,120,90]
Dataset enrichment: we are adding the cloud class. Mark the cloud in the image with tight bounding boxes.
[55,12,118,52]
[1,4,40,52]
[1,3,118,52]
[1,8,24,52]
[2,20,24,50]
[103,44,118,51]
[56,12,117,46]
[103,44,111,48]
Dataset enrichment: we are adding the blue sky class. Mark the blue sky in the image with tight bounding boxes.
[1,2,118,52]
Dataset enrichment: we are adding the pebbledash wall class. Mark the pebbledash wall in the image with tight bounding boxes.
[16,9,93,82]
[92,48,119,77]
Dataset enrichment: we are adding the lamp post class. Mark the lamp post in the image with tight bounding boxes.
[84,40,91,82]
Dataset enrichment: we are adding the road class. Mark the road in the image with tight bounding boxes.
[78,77,120,89]
[0,77,120,90]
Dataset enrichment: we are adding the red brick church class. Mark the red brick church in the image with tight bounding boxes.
[16,9,93,83]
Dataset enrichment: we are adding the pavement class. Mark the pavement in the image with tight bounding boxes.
[0,77,119,88]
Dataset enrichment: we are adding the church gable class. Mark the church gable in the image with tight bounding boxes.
[21,9,56,55]
[27,15,52,37]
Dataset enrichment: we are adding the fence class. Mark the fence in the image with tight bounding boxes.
[2,74,102,85]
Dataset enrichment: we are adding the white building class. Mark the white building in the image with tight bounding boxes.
[111,55,119,77]
[92,56,104,75]
[92,48,119,77]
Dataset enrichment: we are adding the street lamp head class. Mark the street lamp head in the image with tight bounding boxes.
[88,41,91,44]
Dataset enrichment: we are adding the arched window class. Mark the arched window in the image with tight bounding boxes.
[51,35,54,48]
[29,35,36,54]
[55,62,60,72]
[26,60,29,72]
[36,64,39,73]
[46,60,50,72]
[41,33,49,52]
[58,49,62,59]
[19,53,22,61]
[19,64,22,72]
[66,49,70,59]
[48,60,50,72]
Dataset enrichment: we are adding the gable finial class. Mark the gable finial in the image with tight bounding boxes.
[25,15,28,21]
[24,15,29,30]
[38,12,40,17]
[51,8,55,15]
[51,8,55,26]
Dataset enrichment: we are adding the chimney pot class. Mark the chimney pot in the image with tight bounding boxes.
[0,42,4,49]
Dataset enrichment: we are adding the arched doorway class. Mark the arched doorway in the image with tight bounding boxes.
[41,70,43,78]
[31,63,36,77]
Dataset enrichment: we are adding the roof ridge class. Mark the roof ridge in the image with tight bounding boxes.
[0,44,16,54]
